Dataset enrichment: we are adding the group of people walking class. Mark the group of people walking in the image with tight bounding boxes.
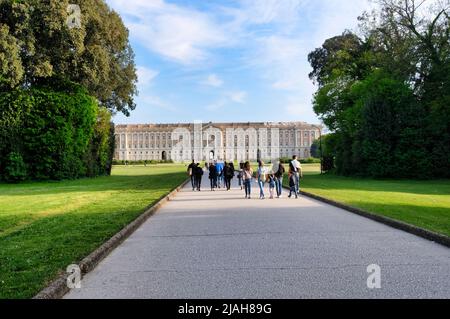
[187,155,304,200]
[237,155,303,200]
[187,160,235,192]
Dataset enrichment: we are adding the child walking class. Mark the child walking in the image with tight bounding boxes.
[267,172,276,199]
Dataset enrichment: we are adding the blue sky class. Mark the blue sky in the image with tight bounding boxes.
[106,0,373,125]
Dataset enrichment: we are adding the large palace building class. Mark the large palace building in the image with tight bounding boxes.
[114,122,321,162]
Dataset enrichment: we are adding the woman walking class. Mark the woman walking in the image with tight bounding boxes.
[256,160,266,199]
[237,162,244,190]
[242,161,253,199]
[274,160,285,198]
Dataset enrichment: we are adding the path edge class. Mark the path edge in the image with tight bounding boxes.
[293,188,450,248]
[33,178,190,300]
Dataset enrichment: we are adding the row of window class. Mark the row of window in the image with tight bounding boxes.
[116,131,317,143]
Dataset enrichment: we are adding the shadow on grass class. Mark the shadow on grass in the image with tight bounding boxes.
[0,181,185,298]
[0,173,187,197]
[341,201,450,236]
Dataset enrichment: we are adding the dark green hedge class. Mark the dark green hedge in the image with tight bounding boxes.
[0,84,115,182]
[279,157,321,165]
[112,160,175,165]
[320,72,450,179]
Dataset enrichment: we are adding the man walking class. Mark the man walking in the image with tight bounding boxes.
[187,160,196,191]
[215,161,224,189]
[193,163,204,191]
[290,155,303,195]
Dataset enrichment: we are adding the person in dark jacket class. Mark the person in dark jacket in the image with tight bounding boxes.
[224,162,234,191]
[187,160,196,191]
[209,163,218,191]
[274,160,285,198]
[193,163,203,191]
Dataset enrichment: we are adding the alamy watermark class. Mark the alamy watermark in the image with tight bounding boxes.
[367,264,381,289]
[66,264,82,289]
[66,4,81,29]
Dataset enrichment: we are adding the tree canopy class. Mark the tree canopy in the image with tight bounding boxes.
[309,0,449,178]
[0,0,137,116]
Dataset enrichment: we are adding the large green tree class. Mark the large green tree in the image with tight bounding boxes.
[360,0,450,176]
[309,0,449,178]
[0,0,137,115]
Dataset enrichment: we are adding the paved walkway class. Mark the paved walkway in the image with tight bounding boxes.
[66,178,450,299]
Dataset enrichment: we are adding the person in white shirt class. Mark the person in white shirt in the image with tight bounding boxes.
[290,155,303,195]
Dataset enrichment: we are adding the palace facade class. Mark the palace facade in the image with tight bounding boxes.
[114,122,321,162]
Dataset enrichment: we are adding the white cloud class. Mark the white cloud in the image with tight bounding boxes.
[134,66,175,113]
[228,91,247,104]
[203,74,224,87]
[107,0,375,123]
[252,35,308,91]
[206,98,227,111]
[206,90,247,112]
[136,66,158,88]
[230,0,308,26]
[108,0,228,65]
[139,94,177,112]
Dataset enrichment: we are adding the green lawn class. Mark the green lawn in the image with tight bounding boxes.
[0,164,187,299]
[296,164,450,237]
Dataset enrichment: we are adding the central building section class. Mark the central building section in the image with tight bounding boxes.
[170,121,275,162]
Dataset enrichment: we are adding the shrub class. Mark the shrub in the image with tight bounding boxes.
[279,157,292,164]
[85,107,115,177]
[0,83,116,182]
[301,157,321,164]
[3,152,27,183]
[112,159,175,165]
[322,156,335,172]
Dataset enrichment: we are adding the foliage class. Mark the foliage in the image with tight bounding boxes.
[0,0,137,115]
[279,157,321,165]
[85,107,115,177]
[0,84,103,181]
[0,24,24,89]
[112,159,175,165]
[3,152,27,183]
[308,0,450,179]
[310,135,337,172]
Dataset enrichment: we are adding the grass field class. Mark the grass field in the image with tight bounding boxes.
[0,164,187,299]
[1,162,449,298]
[296,164,450,237]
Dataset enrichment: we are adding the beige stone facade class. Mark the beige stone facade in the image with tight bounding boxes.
[114,122,321,162]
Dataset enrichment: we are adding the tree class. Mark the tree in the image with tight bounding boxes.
[308,32,370,87]
[361,0,450,178]
[0,0,137,115]
[0,24,24,89]
[85,107,115,177]
[309,0,449,178]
